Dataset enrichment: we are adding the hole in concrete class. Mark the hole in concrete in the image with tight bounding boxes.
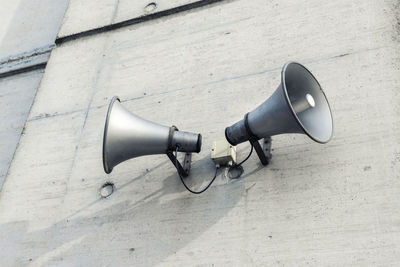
[100,182,114,198]
[144,2,157,13]
[226,165,244,179]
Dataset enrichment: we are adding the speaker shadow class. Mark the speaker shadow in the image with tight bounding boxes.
[0,156,249,266]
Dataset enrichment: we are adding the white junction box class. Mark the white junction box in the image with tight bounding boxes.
[211,140,236,166]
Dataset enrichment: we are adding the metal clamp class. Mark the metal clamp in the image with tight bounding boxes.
[167,125,192,177]
[244,113,272,165]
[166,151,192,177]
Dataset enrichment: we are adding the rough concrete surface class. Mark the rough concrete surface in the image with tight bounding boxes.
[58,0,219,38]
[0,70,43,189]
[0,0,68,190]
[0,0,68,60]
[0,0,400,266]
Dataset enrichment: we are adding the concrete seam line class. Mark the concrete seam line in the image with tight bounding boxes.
[0,44,54,66]
[55,0,228,45]
[0,63,47,79]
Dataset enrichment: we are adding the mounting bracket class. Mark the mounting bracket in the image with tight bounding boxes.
[166,125,192,177]
[166,151,192,177]
[249,136,272,166]
[244,113,272,166]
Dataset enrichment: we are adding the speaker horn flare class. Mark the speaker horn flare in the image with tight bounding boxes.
[225,62,333,165]
[103,96,201,175]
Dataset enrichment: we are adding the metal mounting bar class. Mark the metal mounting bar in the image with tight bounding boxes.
[249,136,272,166]
[243,112,272,166]
[182,153,192,174]
[166,151,192,177]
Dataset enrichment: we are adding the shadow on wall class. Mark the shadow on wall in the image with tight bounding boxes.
[0,156,251,266]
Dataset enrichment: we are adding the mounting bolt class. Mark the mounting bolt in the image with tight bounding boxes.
[100,182,114,198]
[144,2,157,13]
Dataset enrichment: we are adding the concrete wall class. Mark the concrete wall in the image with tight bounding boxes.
[0,0,399,266]
[0,0,68,189]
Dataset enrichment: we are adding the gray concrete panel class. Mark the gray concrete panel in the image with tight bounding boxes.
[0,0,69,191]
[0,0,68,60]
[58,0,216,38]
[0,70,43,189]
[0,0,400,265]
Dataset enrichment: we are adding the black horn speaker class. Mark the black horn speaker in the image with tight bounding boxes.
[225,62,333,165]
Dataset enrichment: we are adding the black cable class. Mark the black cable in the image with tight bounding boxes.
[227,144,254,179]
[235,144,254,167]
[175,146,219,194]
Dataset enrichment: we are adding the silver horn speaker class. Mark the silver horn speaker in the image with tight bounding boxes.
[103,96,202,176]
[225,62,333,165]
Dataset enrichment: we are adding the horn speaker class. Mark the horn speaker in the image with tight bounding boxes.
[225,62,333,165]
[103,96,202,176]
